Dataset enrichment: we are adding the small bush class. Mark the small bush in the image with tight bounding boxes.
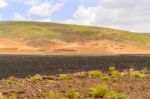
[29,76,39,83]
[109,66,116,73]
[112,71,120,78]
[109,66,120,79]
[102,75,111,81]
[47,80,55,84]
[88,85,108,98]
[89,70,102,78]
[7,80,14,85]
[65,90,80,99]
[131,71,146,78]
[105,91,128,99]
[59,74,68,80]
[29,74,42,83]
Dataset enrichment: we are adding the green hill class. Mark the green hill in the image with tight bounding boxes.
[0,21,150,47]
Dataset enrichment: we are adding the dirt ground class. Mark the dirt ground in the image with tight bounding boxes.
[0,38,150,55]
[0,71,149,99]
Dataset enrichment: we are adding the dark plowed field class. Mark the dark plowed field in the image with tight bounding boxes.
[0,54,150,78]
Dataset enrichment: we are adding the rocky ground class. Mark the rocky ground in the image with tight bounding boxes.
[0,68,149,99]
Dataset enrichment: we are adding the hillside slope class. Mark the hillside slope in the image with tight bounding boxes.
[0,21,150,55]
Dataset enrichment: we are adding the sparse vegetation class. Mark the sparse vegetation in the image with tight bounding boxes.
[0,67,148,98]
[89,85,128,99]
[130,70,146,78]
[89,85,108,98]
[105,91,128,99]
[102,75,111,81]
[0,21,150,46]
[65,90,80,99]
[6,79,14,85]
[109,66,116,73]
[59,74,68,80]
[29,75,42,83]
[89,70,102,78]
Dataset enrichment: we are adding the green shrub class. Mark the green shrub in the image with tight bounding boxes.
[7,79,14,85]
[89,70,102,78]
[131,71,146,78]
[65,90,80,99]
[109,66,116,73]
[88,85,108,98]
[59,74,68,80]
[112,71,120,78]
[109,66,120,79]
[29,76,40,83]
[105,91,128,99]
[47,80,55,84]
[102,75,111,81]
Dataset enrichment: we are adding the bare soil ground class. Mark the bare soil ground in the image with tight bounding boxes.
[0,71,149,99]
[0,38,150,55]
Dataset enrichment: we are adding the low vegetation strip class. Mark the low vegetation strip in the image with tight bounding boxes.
[0,54,150,78]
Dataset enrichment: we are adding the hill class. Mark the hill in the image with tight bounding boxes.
[0,21,150,55]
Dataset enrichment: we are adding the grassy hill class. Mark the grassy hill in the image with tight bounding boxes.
[0,21,150,47]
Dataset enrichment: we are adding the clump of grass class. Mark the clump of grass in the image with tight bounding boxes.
[89,70,102,78]
[109,66,120,78]
[109,66,116,73]
[29,75,42,83]
[130,71,146,78]
[6,79,14,85]
[65,89,80,99]
[88,85,108,98]
[102,75,111,81]
[105,91,128,99]
[44,91,58,99]
[47,80,55,84]
[59,74,68,80]
[88,85,128,99]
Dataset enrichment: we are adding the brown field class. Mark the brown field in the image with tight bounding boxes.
[0,69,149,99]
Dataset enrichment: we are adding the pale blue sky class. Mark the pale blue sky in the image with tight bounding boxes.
[0,0,99,21]
[0,0,150,32]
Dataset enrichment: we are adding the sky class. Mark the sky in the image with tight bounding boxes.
[0,0,150,33]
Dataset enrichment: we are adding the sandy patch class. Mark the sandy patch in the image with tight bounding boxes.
[0,38,150,55]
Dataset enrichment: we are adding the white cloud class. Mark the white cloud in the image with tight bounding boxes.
[65,0,150,33]
[13,12,53,22]
[38,17,52,22]
[13,12,30,21]
[14,0,40,6]
[0,0,8,8]
[27,0,40,5]
[29,0,66,17]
